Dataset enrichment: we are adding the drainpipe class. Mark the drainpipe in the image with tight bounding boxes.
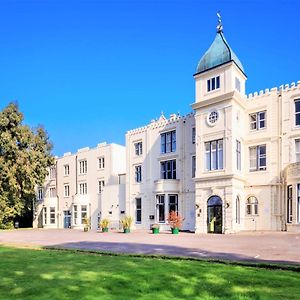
[56,160,59,229]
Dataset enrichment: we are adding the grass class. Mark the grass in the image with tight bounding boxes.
[0,247,299,300]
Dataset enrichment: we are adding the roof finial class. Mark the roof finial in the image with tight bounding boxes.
[216,11,223,33]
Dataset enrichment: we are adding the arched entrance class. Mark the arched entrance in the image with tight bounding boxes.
[207,196,223,233]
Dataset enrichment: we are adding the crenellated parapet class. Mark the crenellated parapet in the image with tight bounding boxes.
[126,112,195,136]
[246,80,300,100]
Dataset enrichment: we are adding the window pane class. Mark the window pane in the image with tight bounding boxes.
[296,113,300,126]
[295,100,300,113]
[207,80,211,92]
[172,131,176,152]
[216,76,220,89]
[212,77,215,90]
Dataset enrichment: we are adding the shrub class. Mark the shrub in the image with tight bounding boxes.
[167,211,183,229]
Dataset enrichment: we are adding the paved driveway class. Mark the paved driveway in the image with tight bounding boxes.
[0,229,299,265]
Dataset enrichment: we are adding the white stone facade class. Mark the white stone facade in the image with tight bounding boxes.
[33,143,126,230]
[34,26,300,233]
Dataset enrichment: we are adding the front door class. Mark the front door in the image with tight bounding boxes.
[207,196,223,233]
[64,210,71,228]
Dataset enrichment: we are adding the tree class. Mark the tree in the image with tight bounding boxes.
[0,102,54,228]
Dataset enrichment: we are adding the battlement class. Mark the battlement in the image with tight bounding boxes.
[247,80,300,100]
[127,112,195,136]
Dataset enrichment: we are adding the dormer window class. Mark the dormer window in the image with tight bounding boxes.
[207,76,220,92]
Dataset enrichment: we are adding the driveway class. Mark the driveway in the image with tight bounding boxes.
[0,229,299,265]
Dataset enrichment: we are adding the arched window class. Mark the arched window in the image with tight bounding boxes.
[246,196,258,215]
[236,196,241,224]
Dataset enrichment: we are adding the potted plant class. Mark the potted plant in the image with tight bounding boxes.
[83,217,90,232]
[99,218,110,232]
[167,211,183,234]
[120,215,133,233]
[151,223,160,234]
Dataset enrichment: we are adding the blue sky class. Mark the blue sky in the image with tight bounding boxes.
[0,0,299,156]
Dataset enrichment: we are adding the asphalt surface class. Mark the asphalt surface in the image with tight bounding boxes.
[0,229,299,265]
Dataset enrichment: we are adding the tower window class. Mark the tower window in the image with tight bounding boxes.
[207,76,220,92]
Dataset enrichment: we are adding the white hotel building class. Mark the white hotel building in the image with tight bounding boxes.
[34,22,300,233]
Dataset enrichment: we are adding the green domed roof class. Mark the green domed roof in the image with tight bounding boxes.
[195,32,245,75]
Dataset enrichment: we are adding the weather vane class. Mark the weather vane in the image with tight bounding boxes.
[216,11,223,33]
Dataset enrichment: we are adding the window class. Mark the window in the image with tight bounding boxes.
[37,187,43,200]
[79,160,87,174]
[43,207,47,225]
[192,156,196,178]
[81,205,87,224]
[246,196,258,215]
[49,167,56,179]
[156,195,165,223]
[249,144,266,171]
[287,186,292,223]
[296,139,300,162]
[134,142,142,156]
[49,187,56,198]
[64,164,69,176]
[73,205,78,225]
[236,140,241,171]
[98,157,105,169]
[207,111,219,125]
[64,185,70,197]
[98,180,105,193]
[192,127,196,144]
[160,160,176,179]
[205,139,223,170]
[250,111,266,130]
[207,76,220,92]
[236,196,240,224]
[50,207,55,224]
[161,130,176,153]
[235,77,241,92]
[168,195,178,214]
[295,100,300,126]
[79,182,87,195]
[135,165,142,183]
[136,198,142,224]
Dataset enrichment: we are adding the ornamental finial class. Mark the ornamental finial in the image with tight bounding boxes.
[216,11,223,33]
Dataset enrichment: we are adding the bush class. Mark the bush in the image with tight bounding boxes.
[120,216,133,229]
[167,211,183,229]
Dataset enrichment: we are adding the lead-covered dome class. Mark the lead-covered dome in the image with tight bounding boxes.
[195,31,245,75]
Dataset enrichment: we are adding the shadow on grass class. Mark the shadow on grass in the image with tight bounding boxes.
[44,240,300,268]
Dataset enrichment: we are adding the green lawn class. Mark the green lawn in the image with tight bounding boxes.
[0,247,299,300]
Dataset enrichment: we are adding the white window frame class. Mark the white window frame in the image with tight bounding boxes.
[160,159,176,179]
[37,187,43,200]
[135,165,142,183]
[295,99,300,126]
[298,184,300,224]
[161,130,176,154]
[135,198,142,224]
[235,77,241,92]
[64,184,70,197]
[50,207,56,224]
[250,111,266,131]
[81,205,87,224]
[79,160,87,174]
[49,187,56,198]
[207,76,220,92]
[192,155,196,178]
[98,180,105,193]
[49,167,56,179]
[295,139,300,162]
[64,164,70,176]
[249,144,266,171]
[246,196,258,216]
[79,182,87,195]
[73,205,78,225]
[43,207,47,225]
[287,185,292,223]
[134,142,143,156]
[205,139,223,171]
[98,157,105,169]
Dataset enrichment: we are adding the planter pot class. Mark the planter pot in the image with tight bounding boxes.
[102,227,109,233]
[123,228,130,233]
[152,228,160,234]
[84,227,89,232]
[171,228,179,234]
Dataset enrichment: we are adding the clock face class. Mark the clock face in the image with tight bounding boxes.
[207,110,219,126]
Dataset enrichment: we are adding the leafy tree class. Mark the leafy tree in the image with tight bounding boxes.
[0,102,54,228]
